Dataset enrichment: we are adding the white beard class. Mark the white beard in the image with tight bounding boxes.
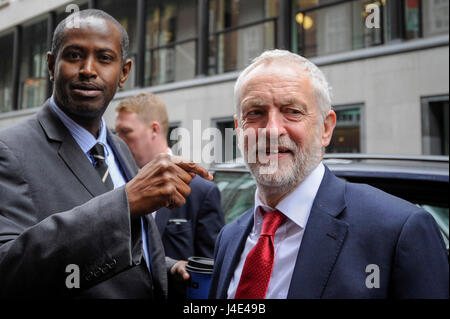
[239,128,323,193]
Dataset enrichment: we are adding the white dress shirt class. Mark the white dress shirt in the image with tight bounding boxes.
[227,162,325,299]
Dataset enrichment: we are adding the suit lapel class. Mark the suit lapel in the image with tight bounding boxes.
[287,167,349,298]
[218,209,254,298]
[107,132,137,182]
[38,102,108,197]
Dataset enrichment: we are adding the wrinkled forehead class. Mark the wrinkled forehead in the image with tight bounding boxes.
[239,61,312,98]
[241,61,310,89]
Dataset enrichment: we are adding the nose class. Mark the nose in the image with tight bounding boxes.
[264,110,287,137]
[79,55,97,79]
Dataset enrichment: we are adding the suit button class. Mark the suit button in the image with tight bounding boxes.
[107,258,117,269]
[101,265,109,274]
[85,272,94,281]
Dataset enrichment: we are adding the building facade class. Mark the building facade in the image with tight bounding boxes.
[0,0,448,164]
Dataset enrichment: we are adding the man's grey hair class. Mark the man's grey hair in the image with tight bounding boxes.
[234,49,332,121]
[51,9,129,63]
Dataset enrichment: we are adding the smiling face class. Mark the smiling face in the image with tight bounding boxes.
[236,60,335,191]
[48,17,131,123]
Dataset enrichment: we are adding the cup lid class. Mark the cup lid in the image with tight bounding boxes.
[186,256,214,273]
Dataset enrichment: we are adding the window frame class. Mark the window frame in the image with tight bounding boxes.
[328,103,366,154]
[421,95,449,156]
[18,15,50,110]
[208,0,280,75]
[144,0,199,87]
[0,29,15,113]
[211,116,240,163]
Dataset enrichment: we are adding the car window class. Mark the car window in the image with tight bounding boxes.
[419,205,449,252]
[214,171,256,224]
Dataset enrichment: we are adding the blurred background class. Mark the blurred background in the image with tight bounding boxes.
[0,0,448,162]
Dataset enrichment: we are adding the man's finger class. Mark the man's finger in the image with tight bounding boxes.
[173,176,191,198]
[170,260,190,280]
[170,163,194,185]
[172,156,213,180]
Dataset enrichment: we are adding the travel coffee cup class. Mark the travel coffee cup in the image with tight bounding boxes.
[186,256,214,299]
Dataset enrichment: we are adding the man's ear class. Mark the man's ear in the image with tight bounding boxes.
[118,58,133,88]
[47,52,55,82]
[150,121,161,136]
[321,110,337,148]
[234,114,240,134]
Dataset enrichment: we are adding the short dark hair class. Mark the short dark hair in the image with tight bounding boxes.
[51,9,129,63]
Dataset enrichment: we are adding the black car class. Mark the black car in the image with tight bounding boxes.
[210,154,449,252]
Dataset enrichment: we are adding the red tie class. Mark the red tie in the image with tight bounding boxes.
[234,210,286,299]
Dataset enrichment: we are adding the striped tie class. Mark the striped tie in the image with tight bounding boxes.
[89,142,114,190]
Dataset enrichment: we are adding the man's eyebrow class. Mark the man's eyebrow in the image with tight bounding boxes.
[62,45,117,56]
[241,98,267,108]
[280,97,305,107]
[97,48,117,55]
[62,44,84,52]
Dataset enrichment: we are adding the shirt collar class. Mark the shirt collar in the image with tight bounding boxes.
[254,161,325,229]
[49,95,109,156]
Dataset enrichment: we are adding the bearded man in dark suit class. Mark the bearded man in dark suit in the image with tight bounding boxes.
[209,49,448,299]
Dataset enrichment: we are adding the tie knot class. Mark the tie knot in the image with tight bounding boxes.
[261,210,286,236]
[89,143,106,164]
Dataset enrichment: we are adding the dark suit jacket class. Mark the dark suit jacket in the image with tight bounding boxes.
[155,176,224,261]
[155,176,224,299]
[0,101,167,298]
[209,167,449,299]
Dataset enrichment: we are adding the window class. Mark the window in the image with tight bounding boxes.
[167,122,181,151]
[422,0,449,38]
[19,19,48,109]
[212,117,241,163]
[145,0,198,86]
[295,0,449,57]
[209,0,278,75]
[0,31,14,113]
[404,0,421,39]
[98,0,138,90]
[421,96,449,156]
[295,0,384,57]
[327,105,362,153]
[214,170,256,223]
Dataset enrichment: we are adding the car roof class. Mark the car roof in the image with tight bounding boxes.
[209,154,449,182]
